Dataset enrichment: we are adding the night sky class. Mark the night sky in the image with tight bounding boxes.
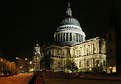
[0,0,121,60]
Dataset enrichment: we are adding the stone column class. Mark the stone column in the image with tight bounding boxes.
[68,33,70,41]
[99,55,102,72]
[91,58,93,68]
[78,34,80,42]
[91,44,93,54]
[89,58,91,68]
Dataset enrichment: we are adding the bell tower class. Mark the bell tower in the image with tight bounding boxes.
[32,40,41,71]
[33,40,40,55]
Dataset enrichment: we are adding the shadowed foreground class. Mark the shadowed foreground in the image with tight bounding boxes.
[43,72,121,84]
[44,78,121,84]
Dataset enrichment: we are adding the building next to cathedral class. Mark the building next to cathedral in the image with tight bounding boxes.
[105,26,117,73]
[32,3,117,73]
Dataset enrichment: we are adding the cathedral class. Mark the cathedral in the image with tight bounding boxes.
[32,3,116,73]
[42,3,106,73]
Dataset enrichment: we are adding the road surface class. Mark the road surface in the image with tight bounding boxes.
[0,73,33,84]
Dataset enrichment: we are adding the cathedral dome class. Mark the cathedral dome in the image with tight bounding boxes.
[54,3,86,45]
[60,16,80,26]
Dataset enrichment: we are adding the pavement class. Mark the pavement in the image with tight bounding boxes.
[0,73,33,84]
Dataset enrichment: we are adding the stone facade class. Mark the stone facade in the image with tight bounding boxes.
[43,37,106,72]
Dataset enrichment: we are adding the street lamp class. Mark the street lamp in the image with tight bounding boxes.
[10,62,15,72]
[25,58,28,61]
[109,66,112,73]
[16,57,19,60]
[0,59,3,62]
[29,61,32,64]
[20,66,23,69]
[0,59,4,72]
[16,57,21,60]
[12,62,14,64]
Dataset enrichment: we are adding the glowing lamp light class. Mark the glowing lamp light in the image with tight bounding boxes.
[20,66,23,69]
[109,66,112,69]
[25,58,28,60]
[0,59,3,62]
[11,62,14,64]
[89,68,92,71]
[29,68,34,72]
[16,57,19,59]
[29,61,32,64]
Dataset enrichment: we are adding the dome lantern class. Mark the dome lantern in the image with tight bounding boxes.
[66,3,72,16]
